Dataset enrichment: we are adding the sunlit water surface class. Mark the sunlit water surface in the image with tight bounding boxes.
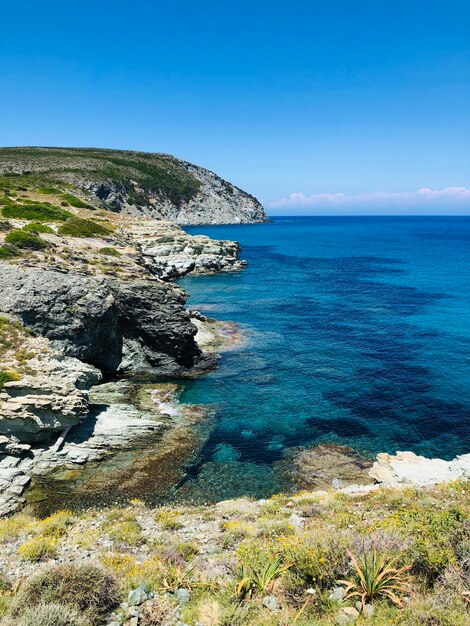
[172,217,470,501]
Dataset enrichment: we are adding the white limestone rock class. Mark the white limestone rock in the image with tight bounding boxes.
[369,451,470,486]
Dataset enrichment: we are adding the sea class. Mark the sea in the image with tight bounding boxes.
[173,216,470,501]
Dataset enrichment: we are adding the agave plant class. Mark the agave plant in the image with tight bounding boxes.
[338,548,411,610]
[236,555,291,598]
[159,565,196,593]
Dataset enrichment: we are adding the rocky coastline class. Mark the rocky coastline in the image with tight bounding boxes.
[0,193,252,515]
[0,157,468,520]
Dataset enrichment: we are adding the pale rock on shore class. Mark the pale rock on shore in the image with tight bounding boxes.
[121,219,247,280]
[369,450,470,486]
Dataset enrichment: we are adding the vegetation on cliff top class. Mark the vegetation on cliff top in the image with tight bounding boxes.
[0,147,202,209]
[0,482,468,625]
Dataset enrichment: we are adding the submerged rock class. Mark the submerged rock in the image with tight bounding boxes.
[278,444,373,492]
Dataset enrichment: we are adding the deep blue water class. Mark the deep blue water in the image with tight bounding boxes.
[176,217,470,500]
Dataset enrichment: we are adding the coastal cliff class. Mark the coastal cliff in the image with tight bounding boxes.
[0,166,251,515]
[0,147,269,225]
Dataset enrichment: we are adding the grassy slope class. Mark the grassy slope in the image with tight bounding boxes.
[0,147,202,209]
[0,482,468,625]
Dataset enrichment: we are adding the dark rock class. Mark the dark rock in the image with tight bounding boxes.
[0,265,201,376]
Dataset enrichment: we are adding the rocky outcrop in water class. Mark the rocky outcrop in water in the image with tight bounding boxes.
[123,220,247,279]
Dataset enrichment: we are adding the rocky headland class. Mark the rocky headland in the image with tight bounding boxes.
[0,157,259,515]
[0,147,269,225]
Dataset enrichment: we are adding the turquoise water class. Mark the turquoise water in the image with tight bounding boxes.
[176,217,470,500]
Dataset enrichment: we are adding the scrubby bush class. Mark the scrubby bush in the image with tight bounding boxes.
[0,369,20,388]
[376,506,465,583]
[100,553,162,591]
[4,230,47,250]
[0,512,33,541]
[221,520,256,539]
[22,223,54,234]
[35,510,74,537]
[60,193,93,209]
[108,519,144,546]
[275,531,349,591]
[58,217,111,238]
[37,187,59,195]
[0,220,12,231]
[139,595,179,626]
[155,510,183,530]
[2,202,71,221]
[8,602,89,626]
[11,563,119,618]
[98,246,120,256]
[17,537,58,562]
[0,243,20,258]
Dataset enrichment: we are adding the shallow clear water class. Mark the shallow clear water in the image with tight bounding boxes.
[175,217,470,501]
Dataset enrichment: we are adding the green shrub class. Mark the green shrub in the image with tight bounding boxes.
[108,520,144,546]
[37,187,59,195]
[17,537,58,562]
[58,218,111,238]
[0,369,20,388]
[60,193,93,209]
[23,223,54,234]
[5,230,47,250]
[98,246,120,256]
[0,220,12,232]
[8,602,89,626]
[155,510,184,530]
[11,563,119,618]
[0,244,20,259]
[2,203,71,222]
[376,506,465,583]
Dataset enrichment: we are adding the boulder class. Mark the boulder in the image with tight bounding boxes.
[335,606,360,625]
[262,595,280,611]
[128,584,151,606]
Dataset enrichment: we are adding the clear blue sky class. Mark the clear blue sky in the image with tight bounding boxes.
[1,1,469,214]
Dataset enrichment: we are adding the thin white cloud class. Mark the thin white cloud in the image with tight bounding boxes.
[270,187,470,211]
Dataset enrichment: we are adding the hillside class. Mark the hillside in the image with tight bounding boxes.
[0,147,269,225]
[0,481,468,625]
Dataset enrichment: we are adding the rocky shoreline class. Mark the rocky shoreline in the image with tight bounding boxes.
[0,200,253,515]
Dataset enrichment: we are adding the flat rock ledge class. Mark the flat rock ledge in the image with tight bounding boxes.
[369,450,470,486]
